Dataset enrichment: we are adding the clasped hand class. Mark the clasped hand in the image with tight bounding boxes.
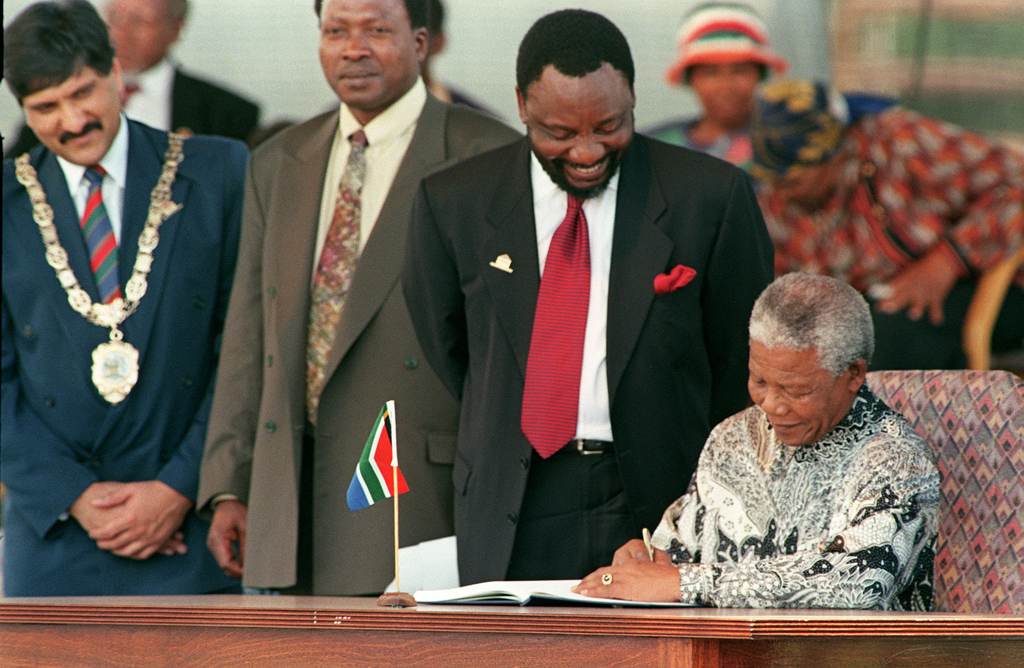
[69,480,192,559]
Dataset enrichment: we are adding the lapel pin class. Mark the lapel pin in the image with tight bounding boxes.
[489,254,513,274]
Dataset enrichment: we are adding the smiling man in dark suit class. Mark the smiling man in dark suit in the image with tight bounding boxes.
[1,0,247,596]
[403,9,774,585]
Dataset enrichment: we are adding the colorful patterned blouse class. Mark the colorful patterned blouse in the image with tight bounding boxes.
[652,386,939,609]
[647,117,754,171]
[758,107,1024,291]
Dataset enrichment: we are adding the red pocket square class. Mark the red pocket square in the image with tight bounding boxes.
[654,265,697,295]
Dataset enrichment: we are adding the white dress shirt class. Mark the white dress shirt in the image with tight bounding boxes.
[121,58,175,132]
[58,113,130,242]
[313,78,427,280]
[530,152,619,442]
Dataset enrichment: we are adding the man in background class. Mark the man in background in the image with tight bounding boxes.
[2,0,247,596]
[421,0,494,115]
[750,79,1023,370]
[404,9,773,585]
[197,0,517,595]
[4,0,260,158]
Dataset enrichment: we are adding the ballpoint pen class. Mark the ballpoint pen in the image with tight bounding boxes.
[642,527,654,561]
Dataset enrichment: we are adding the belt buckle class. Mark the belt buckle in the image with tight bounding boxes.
[575,438,600,455]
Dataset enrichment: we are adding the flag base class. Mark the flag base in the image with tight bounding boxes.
[377,592,417,608]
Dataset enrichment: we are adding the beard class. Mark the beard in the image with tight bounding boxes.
[532,145,626,201]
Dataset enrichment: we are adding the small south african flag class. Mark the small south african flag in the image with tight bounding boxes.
[346,400,409,511]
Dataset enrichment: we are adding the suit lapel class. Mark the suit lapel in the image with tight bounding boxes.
[271,113,336,400]
[322,97,447,382]
[481,139,538,378]
[606,137,671,406]
[34,151,97,302]
[117,121,188,369]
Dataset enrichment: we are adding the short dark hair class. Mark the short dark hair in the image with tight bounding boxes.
[426,0,444,36]
[516,9,634,95]
[4,0,115,102]
[313,0,429,30]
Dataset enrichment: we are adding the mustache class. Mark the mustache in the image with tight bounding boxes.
[59,120,103,144]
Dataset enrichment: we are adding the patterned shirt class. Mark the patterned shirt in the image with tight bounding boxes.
[759,107,1024,291]
[652,386,939,609]
[646,117,754,171]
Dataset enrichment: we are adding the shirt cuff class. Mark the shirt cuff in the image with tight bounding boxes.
[678,563,714,605]
[212,493,241,508]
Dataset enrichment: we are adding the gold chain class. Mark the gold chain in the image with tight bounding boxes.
[13,133,185,332]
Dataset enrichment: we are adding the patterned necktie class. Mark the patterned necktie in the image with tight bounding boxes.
[81,166,122,304]
[306,129,368,423]
[521,194,591,458]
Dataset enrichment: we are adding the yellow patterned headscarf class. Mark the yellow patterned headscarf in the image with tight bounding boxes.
[750,80,848,180]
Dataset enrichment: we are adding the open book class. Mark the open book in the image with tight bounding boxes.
[413,579,692,607]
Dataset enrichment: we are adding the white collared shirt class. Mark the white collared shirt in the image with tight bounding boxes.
[313,78,427,279]
[58,113,130,242]
[530,152,618,443]
[122,58,175,132]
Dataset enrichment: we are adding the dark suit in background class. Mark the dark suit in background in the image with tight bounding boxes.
[3,68,260,159]
[1,119,247,596]
[404,134,774,585]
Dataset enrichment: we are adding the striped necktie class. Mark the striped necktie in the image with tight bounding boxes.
[306,129,368,423]
[520,194,591,458]
[81,166,122,304]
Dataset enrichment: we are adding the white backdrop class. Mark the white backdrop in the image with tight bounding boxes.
[2,0,831,150]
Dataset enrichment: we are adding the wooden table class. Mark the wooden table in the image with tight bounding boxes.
[2,595,1022,667]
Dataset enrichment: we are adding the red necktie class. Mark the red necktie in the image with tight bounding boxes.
[81,166,122,304]
[521,195,591,458]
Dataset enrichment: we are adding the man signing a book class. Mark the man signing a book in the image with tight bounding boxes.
[574,274,939,610]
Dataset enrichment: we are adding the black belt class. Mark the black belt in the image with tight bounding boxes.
[570,439,614,455]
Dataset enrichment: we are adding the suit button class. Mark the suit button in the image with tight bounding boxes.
[192,296,206,309]
[265,421,277,433]
[507,513,518,524]
[268,286,277,299]
[22,324,34,337]
[44,396,56,408]
[520,457,530,470]
[87,457,103,470]
[267,355,274,367]
[404,357,419,370]
[182,375,194,387]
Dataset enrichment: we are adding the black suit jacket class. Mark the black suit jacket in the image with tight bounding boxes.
[404,135,775,585]
[3,68,260,158]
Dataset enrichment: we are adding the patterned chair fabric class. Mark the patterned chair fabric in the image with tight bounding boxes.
[866,370,1024,613]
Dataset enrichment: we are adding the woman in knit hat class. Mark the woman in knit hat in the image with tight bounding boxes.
[647,2,787,170]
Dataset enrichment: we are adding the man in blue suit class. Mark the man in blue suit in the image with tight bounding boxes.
[1,0,246,596]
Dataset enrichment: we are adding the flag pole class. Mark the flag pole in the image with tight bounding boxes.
[393,461,400,593]
[377,400,415,607]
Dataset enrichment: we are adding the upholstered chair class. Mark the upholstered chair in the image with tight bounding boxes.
[867,369,1024,613]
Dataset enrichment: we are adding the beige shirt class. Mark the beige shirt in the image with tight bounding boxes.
[312,78,427,281]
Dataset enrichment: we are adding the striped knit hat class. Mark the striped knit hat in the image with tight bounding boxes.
[665,2,788,85]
